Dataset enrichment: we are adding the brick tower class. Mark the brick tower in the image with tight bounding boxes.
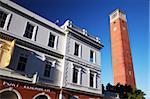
[109,9,136,88]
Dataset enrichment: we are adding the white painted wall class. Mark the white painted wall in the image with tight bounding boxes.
[66,36,101,66]
[0,1,66,86]
[63,27,102,94]
[0,4,66,54]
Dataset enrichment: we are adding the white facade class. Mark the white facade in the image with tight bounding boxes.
[61,20,103,94]
[0,0,103,98]
[0,0,66,87]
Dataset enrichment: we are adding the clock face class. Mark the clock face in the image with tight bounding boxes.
[113,27,117,31]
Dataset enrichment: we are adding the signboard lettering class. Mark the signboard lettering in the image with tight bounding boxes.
[2,80,50,92]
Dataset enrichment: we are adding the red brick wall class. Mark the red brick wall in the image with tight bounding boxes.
[110,18,136,88]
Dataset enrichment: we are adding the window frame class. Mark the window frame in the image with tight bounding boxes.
[23,22,37,41]
[43,61,52,78]
[16,56,28,72]
[72,66,78,83]
[74,42,82,57]
[72,64,82,85]
[48,32,58,49]
[0,9,12,30]
[89,71,97,88]
[90,72,94,87]
[90,50,96,63]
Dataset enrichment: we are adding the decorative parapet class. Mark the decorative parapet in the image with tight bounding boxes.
[62,20,101,44]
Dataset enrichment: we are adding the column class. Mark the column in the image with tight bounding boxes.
[93,73,97,88]
[70,62,74,83]
[79,45,82,58]
[87,68,90,87]
[54,36,58,49]
[59,90,62,99]
[32,26,38,41]
[3,14,12,30]
[93,52,96,63]
[77,68,81,85]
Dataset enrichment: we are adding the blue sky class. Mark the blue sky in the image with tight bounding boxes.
[12,0,149,97]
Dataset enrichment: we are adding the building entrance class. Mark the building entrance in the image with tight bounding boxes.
[35,95,48,99]
[0,91,18,99]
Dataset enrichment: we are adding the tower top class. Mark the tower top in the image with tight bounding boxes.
[109,9,127,23]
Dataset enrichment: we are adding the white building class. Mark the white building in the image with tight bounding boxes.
[60,20,103,98]
[0,0,103,99]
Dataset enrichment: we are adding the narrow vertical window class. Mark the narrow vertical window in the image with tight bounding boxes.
[90,50,96,63]
[48,33,56,48]
[17,56,27,72]
[74,43,81,57]
[23,22,34,39]
[0,10,7,28]
[90,72,94,87]
[74,43,79,56]
[90,50,94,62]
[44,62,52,77]
[72,67,78,83]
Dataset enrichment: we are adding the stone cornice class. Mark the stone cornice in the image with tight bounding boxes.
[67,26,104,50]
[65,54,101,72]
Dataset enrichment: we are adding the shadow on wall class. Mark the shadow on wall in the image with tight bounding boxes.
[9,46,61,85]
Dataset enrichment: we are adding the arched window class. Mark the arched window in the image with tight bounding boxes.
[0,88,22,99]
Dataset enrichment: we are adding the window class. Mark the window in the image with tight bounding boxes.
[90,50,95,63]
[72,65,82,84]
[44,62,52,77]
[90,50,94,62]
[17,56,27,72]
[23,22,34,39]
[72,67,78,83]
[48,33,55,48]
[74,43,79,56]
[90,72,94,87]
[0,10,7,28]
[0,10,11,30]
[74,43,81,57]
[89,71,97,88]
[48,33,58,49]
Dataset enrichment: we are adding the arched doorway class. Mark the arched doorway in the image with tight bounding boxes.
[0,88,21,99]
[0,91,18,99]
[35,95,48,99]
[33,93,50,99]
